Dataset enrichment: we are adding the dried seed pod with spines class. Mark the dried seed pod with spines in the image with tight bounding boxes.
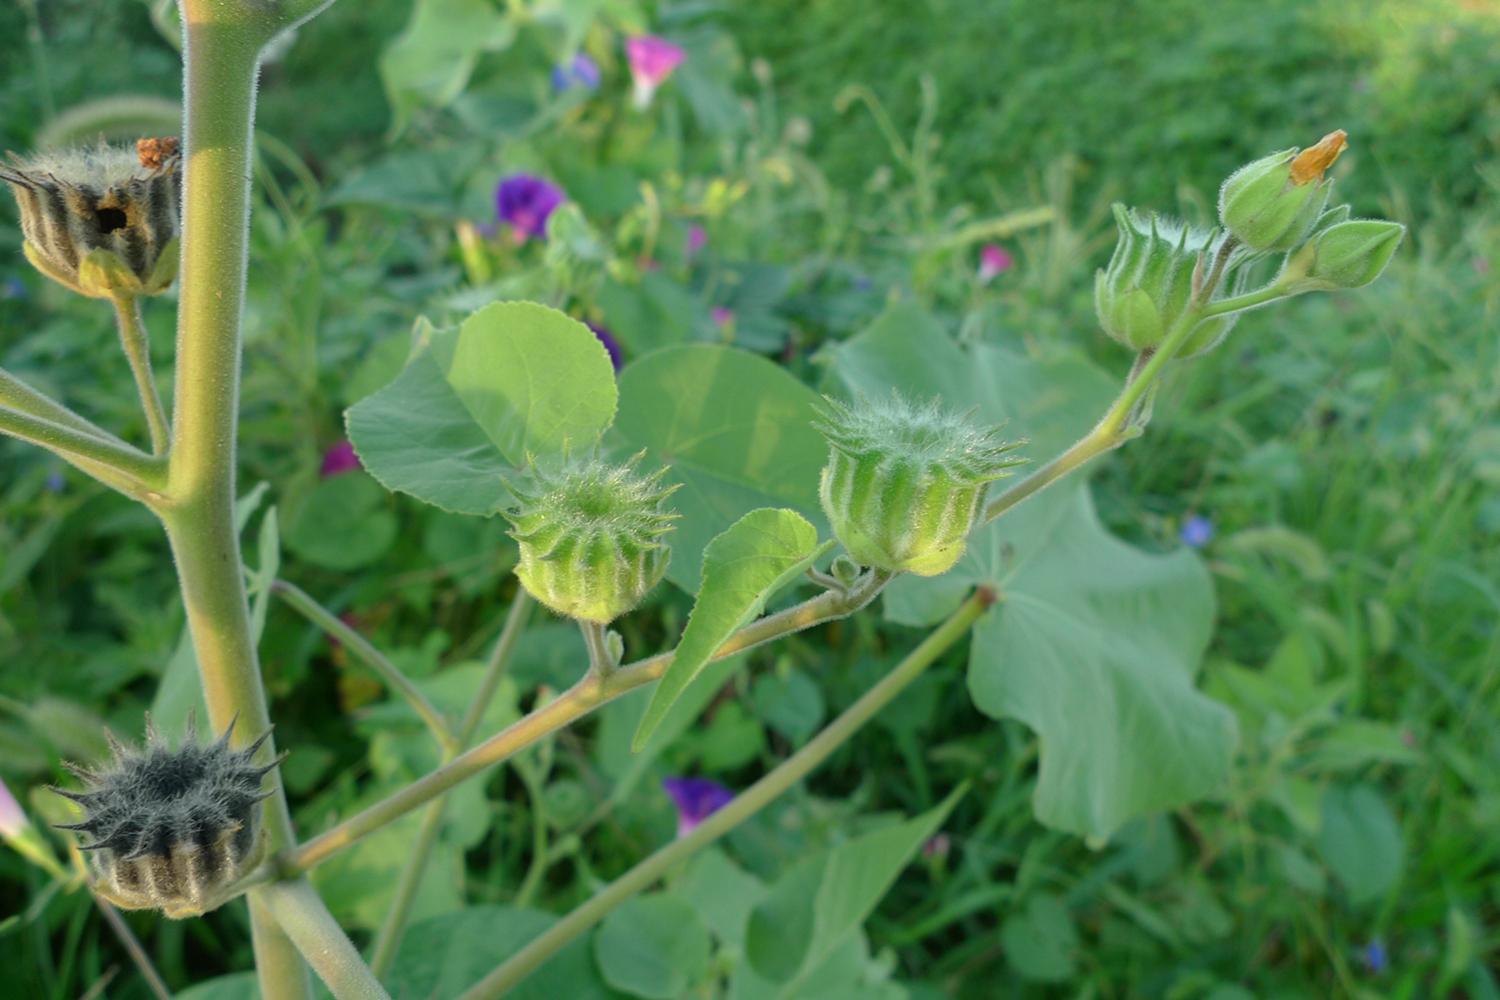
[503,456,680,624]
[52,716,282,918]
[816,393,1026,576]
[0,141,181,299]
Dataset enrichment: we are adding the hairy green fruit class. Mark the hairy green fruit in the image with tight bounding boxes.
[816,395,1025,576]
[1218,130,1345,252]
[504,458,679,624]
[52,718,280,918]
[1094,204,1240,357]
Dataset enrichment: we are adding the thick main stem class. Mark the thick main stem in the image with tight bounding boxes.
[458,588,996,1000]
[260,881,391,1000]
[170,11,311,999]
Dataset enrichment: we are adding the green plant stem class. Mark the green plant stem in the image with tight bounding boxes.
[259,881,391,1000]
[279,572,890,875]
[457,587,996,1000]
[169,9,310,998]
[110,295,171,455]
[0,403,166,495]
[93,897,170,1000]
[272,579,457,754]
[1204,284,1286,317]
[367,591,533,977]
[581,620,614,676]
[0,366,113,437]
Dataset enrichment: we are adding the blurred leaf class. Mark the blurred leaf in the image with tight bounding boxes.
[751,669,826,745]
[325,145,490,218]
[598,273,707,356]
[612,345,827,590]
[173,973,259,1000]
[348,302,617,514]
[386,905,615,999]
[746,787,961,984]
[593,893,712,999]
[634,508,828,749]
[1318,783,1404,907]
[675,848,768,945]
[380,0,517,135]
[1001,893,1079,982]
[285,474,397,571]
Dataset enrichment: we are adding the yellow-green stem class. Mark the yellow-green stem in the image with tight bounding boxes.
[457,587,996,1000]
[110,295,170,455]
[259,881,390,1000]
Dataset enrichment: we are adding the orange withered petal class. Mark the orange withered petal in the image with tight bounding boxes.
[1289,130,1348,185]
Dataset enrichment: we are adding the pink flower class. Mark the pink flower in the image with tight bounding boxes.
[0,777,27,838]
[711,306,735,327]
[686,225,707,256]
[978,243,1014,283]
[320,440,362,478]
[625,35,686,108]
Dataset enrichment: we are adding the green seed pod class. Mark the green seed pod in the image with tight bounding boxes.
[1,140,181,299]
[816,395,1026,577]
[1094,205,1239,358]
[504,458,679,624]
[1277,218,1405,294]
[52,717,280,919]
[1218,130,1346,252]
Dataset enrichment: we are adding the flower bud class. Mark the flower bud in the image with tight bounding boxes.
[504,458,679,624]
[1277,219,1405,293]
[52,717,281,918]
[1218,130,1346,252]
[1094,205,1238,358]
[816,395,1025,577]
[1,141,181,299]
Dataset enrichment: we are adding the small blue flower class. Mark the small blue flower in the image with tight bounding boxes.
[1180,514,1214,549]
[1362,938,1388,975]
[551,53,601,93]
[1,276,26,300]
[495,174,566,242]
[45,471,65,493]
[662,776,734,838]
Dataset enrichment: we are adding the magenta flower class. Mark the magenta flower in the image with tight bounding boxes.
[320,440,361,478]
[662,776,734,838]
[978,243,1014,283]
[625,35,686,108]
[587,321,624,371]
[686,225,707,256]
[0,777,26,838]
[496,174,566,242]
[711,306,735,327]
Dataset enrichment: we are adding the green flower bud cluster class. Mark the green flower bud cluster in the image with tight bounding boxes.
[53,718,279,918]
[1,140,181,300]
[1094,205,1242,357]
[816,394,1025,577]
[504,458,679,624]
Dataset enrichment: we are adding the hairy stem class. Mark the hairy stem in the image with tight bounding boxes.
[260,881,391,1000]
[367,591,534,977]
[93,897,170,1000]
[279,573,890,875]
[581,620,614,677]
[0,403,166,495]
[111,296,170,455]
[458,587,996,1000]
[273,579,457,754]
[170,8,310,997]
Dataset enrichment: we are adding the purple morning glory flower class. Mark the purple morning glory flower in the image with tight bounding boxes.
[1362,939,1388,974]
[496,174,566,242]
[662,776,734,838]
[686,225,707,256]
[1180,515,1214,549]
[978,243,1014,282]
[626,35,686,108]
[587,321,624,371]
[551,52,601,92]
[320,440,361,478]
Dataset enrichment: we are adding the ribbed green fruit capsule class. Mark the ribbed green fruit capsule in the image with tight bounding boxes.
[1218,130,1346,252]
[1277,218,1405,294]
[0,140,181,299]
[52,717,281,918]
[504,458,679,624]
[1094,205,1239,358]
[816,395,1025,577]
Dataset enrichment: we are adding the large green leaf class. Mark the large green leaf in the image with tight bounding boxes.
[386,905,618,999]
[1318,783,1405,907]
[612,345,828,590]
[744,788,962,985]
[633,508,830,750]
[593,893,712,999]
[347,301,617,514]
[827,302,1235,842]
